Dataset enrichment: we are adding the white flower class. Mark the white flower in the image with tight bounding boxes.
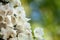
[24,22,31,29]
[0,8,6,16]
[11,16,16,25]
[9,37,17,40]
[18,33,28,40]
[1,28,8,40]
[15,7,26,17]
[9,0,21,7]
[34,27,44,37]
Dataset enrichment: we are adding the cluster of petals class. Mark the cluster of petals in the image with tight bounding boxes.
[0,0,32,40]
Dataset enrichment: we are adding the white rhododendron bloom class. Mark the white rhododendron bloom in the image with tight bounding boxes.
[0,0,33,40]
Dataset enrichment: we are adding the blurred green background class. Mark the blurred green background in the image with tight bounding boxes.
[21,0,60,40]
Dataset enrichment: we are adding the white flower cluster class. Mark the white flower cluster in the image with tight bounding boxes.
[0,0,32,40]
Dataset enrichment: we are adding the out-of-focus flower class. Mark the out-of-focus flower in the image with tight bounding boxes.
[18,33,28,40]
[34,27,44,40]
